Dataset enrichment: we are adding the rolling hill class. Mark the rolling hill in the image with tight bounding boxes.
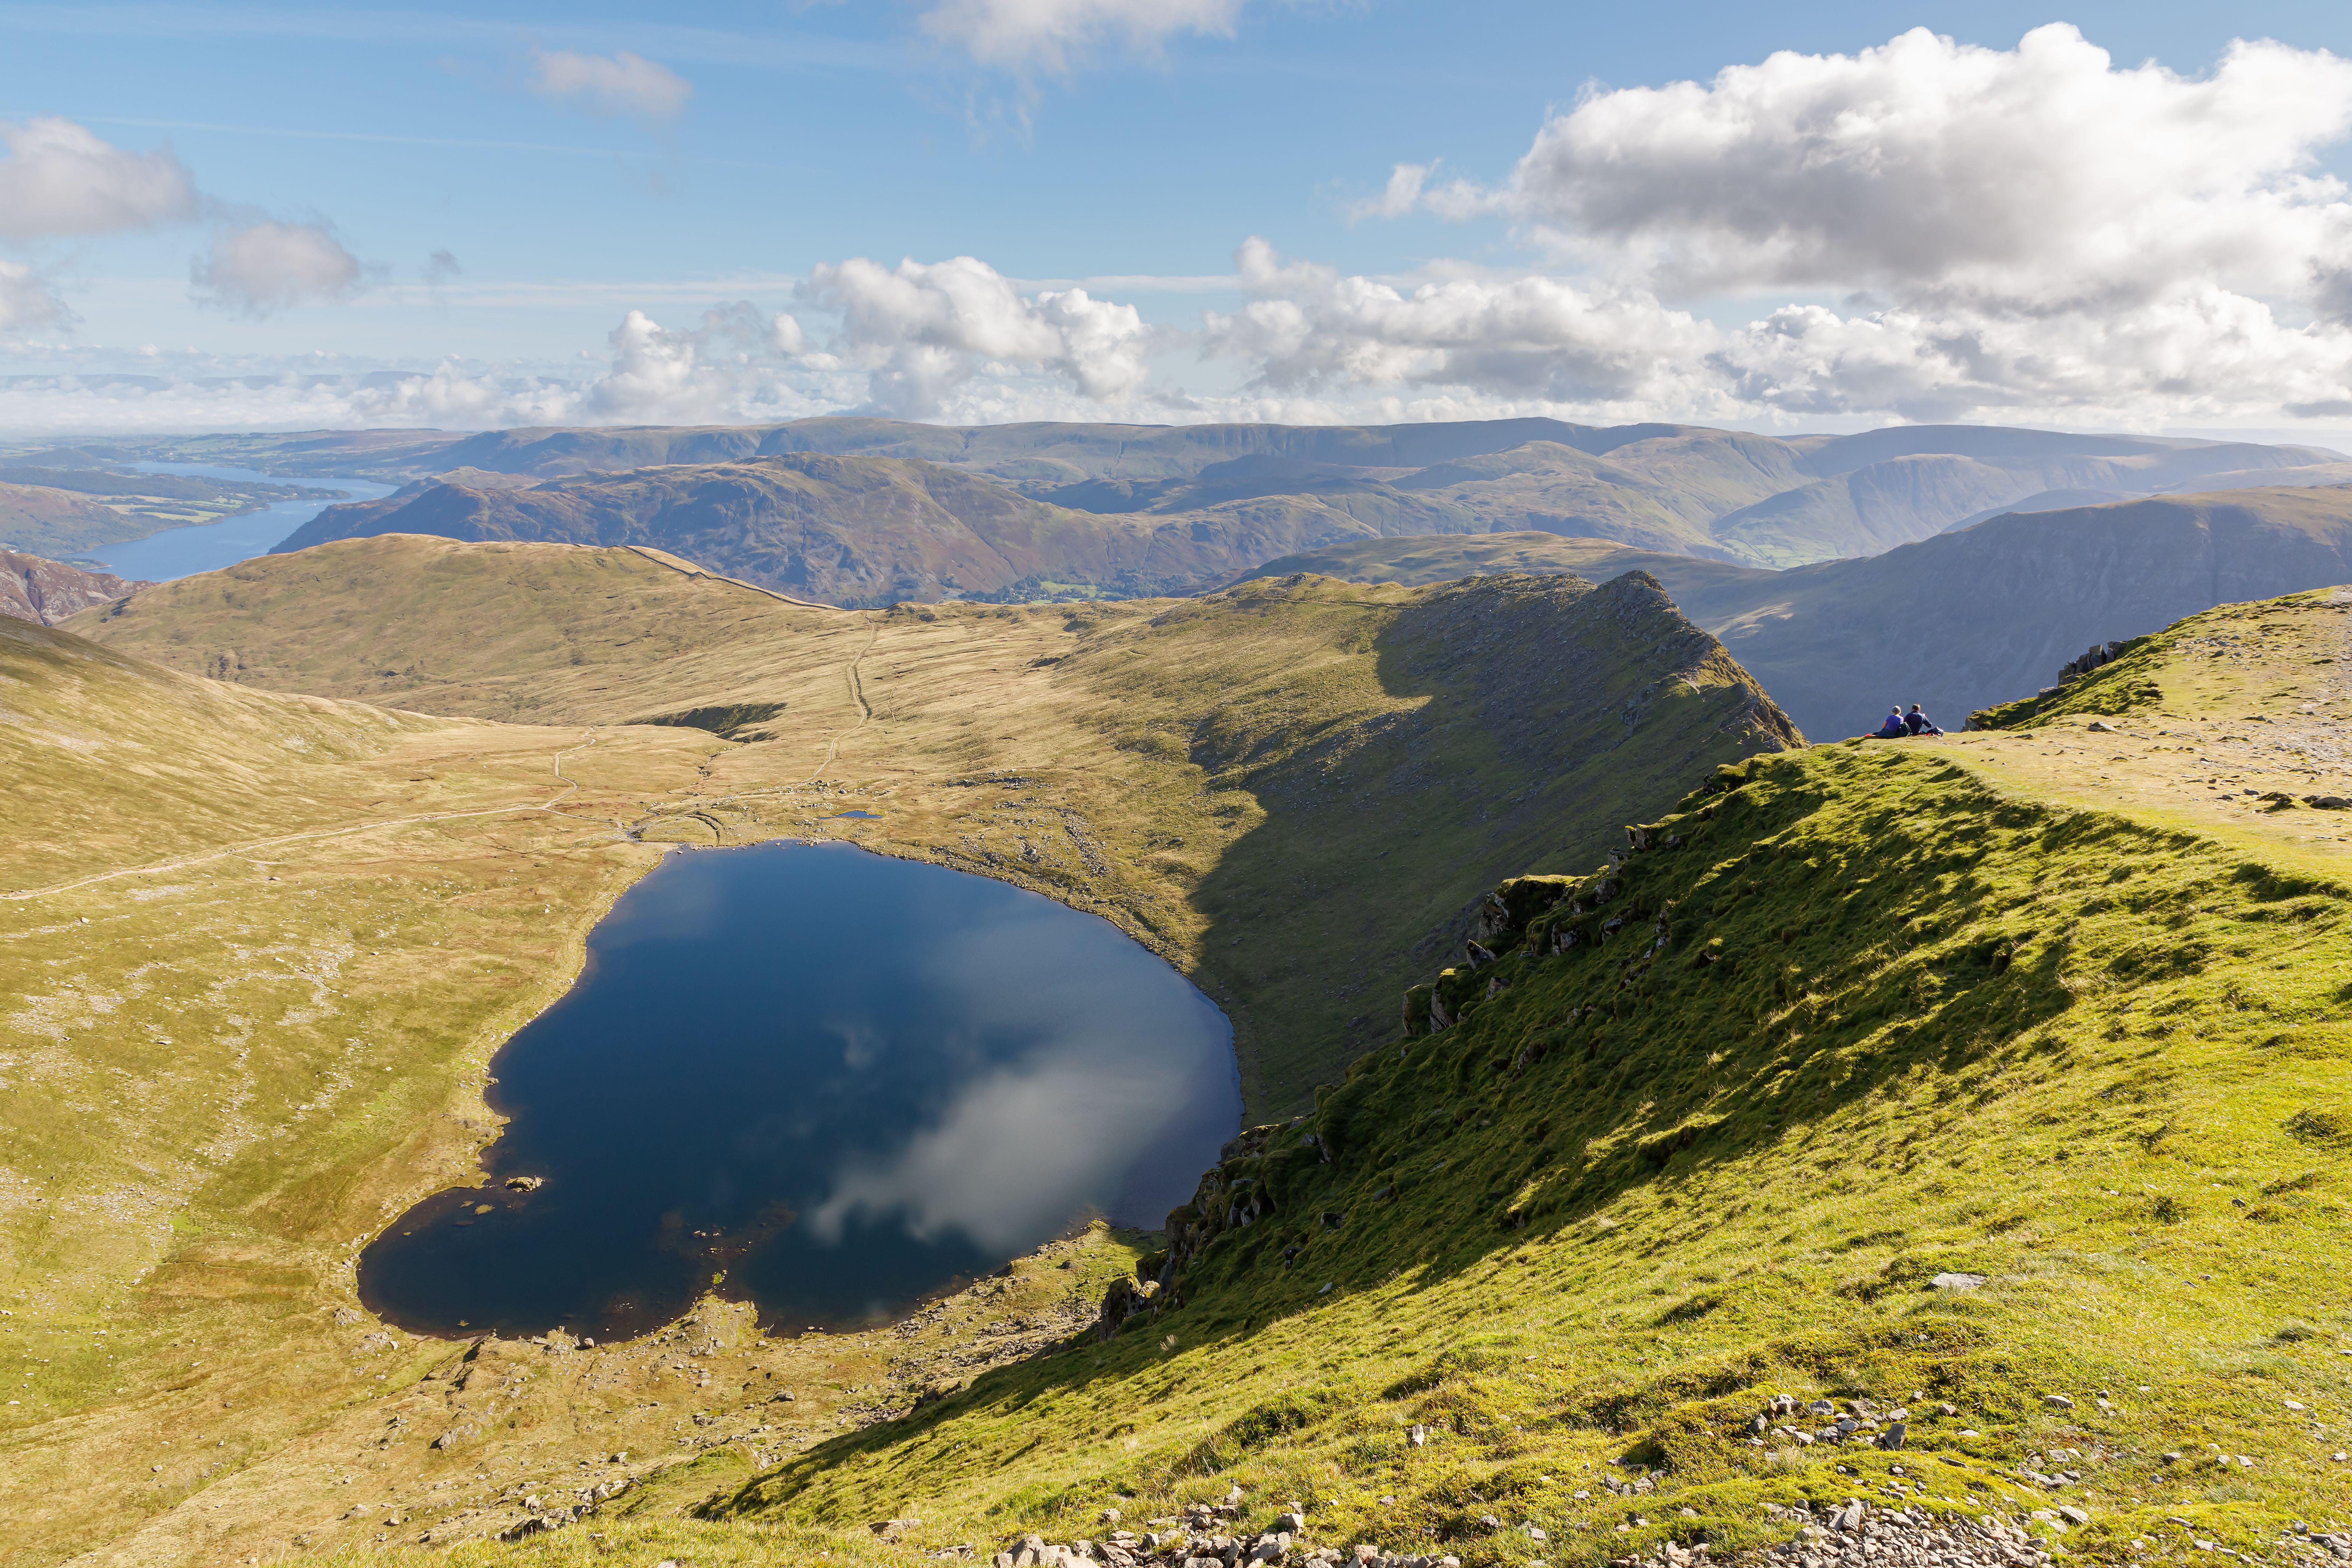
[119,417,2352,573]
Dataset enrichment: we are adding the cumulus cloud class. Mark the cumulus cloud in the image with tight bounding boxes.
[801,254,1154,415]
[528,49,694,125]
[1416,25,2352,317]
[572,302,809,422]
[922,0,1247,74]
[1187,239,2352,428]
[1287,27,2352,428]
[0,117,198,241]
[0,259,69,335]
[0,301,830,435]
[191,219,366,317]
[1204,238,1717,410]
[1347,161,1497,223]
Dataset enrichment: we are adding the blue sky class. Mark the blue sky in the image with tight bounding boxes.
[5,1,2352,435]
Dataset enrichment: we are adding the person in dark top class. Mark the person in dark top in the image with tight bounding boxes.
[1872,708,1907,738]
[1903,704,1944,736]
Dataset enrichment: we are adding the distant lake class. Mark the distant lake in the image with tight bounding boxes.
[88,462,394,582]
[358,842,1239,1341]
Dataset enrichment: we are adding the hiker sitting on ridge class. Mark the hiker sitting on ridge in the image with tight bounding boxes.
[1903,704,1944,737]
[1871,708,1907,738]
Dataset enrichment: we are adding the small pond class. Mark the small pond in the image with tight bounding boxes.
[89,462,395,582]
[357,841,1238,1341]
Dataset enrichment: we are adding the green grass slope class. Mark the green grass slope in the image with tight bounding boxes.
[640,600,2352,1568]
[1224,531,1779,625]
[0,614,451,890]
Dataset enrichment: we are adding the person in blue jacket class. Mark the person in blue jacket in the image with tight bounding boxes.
[1903,704,1944,736]
[1871,708,1907,738]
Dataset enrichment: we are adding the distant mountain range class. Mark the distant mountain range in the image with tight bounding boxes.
[236,417,2352,601]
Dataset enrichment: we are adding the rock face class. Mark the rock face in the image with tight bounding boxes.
[0,551,145,626]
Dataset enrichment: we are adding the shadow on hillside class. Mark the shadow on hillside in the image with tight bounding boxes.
[1180,572,1786,1113]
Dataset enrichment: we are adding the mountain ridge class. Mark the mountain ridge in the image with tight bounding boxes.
[114,417,2352,573]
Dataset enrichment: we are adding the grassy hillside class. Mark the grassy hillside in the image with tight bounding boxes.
[0,479,156,555]
[397,586,2352,1568]
[0,618,751,1566]
[15,553,2352,1565]
[71,535,1798,1112]
[1240,488,2352,743]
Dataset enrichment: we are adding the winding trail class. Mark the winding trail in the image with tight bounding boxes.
[615,542,881,788]
[3,740,595,903]
[620,545,845,612]
[806,616,881,783]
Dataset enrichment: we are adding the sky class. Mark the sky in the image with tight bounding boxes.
[5,0,2352,438]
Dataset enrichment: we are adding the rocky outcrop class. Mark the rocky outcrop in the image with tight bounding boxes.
[990,1495,1460,1568]
[0,550,145,626]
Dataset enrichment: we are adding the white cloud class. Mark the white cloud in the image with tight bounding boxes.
[801,254,1154,416]
[0,260,70,335]
[1456,25,2352,316]
[528,49,694,125]
[0,301,829,435]
[191,219,366,317]
[1203,238,1720,411]
[0,117,198,241]
[922,0,1246,74]
[1347,161,1498,224]
[1715,288,2352,424]
[1273,27,2352,428]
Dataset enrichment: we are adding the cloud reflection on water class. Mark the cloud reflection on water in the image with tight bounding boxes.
[811,902,1220,1250]
[358,841,1237,1339]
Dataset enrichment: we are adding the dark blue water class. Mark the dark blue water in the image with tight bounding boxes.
[357,842,1238,1340]
[87,463,393,582]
